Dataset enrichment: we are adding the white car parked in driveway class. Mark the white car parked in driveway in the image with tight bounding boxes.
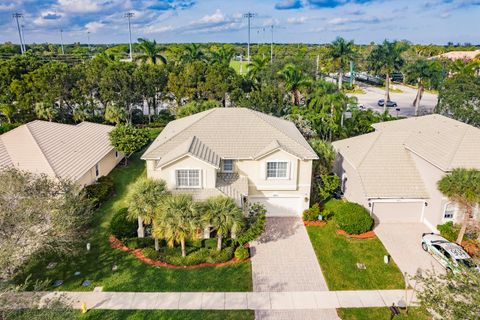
[421,233,479,273]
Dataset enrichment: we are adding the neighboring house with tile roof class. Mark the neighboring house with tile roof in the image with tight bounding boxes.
[0,120,123,185]
[332,114,480,230]
[142,108,318,216]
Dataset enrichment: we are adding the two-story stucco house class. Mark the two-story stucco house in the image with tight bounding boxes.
[141,108,318,216]
[332,114,480,231]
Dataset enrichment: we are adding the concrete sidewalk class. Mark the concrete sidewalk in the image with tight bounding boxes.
[34,290,416,311]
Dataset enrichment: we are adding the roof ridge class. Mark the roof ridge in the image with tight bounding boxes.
[24,123,58,178]
[245,108,316,159]
[357,131,382,168]
[446,125,470,170]
[145,109,217,157]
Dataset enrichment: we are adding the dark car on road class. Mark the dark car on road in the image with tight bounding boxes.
[378,99,398,108]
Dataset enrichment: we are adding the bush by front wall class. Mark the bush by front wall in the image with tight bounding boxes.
[234,247,250,260]
[303,203,321,221]
[84,176,115,207]
[334,202,373,235]
[110,208,137,239]
[237,213,266,245]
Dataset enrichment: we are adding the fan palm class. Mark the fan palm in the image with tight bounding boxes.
[277,64,312,106]
[248,56,270,82]
[181,43,205,63]
[153,194,198,257]
[136,38,167,65]
[210,46,234,66]
[328,37,355,91]
[201,196,244,251]
[126,178,169,250]
[437,169,480,245]
[367,40,406,112]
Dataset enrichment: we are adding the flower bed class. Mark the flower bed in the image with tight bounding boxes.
[335,229,376,239]
[110,235,250,269]
[304,220,327,227]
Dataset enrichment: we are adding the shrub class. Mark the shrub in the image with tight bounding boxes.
[0,123,19,134]
[303,203,321,221]
[437,222,479,242]
[334,202,373,235]
[142,247,160,260]
[124,237,155,249]
[237,212,266,245]
[203,238,217,249]
[235,247,250,260]
[84,176,115,207]
[324,199,346,213]
[110,208,137,239]
[206,247,234,264]
[322,209,334,221]
[462,240,480,257]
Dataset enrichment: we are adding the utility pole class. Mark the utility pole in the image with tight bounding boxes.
[270,25,274,64]
[124,12,134,61]
[20,24,26,53]
[12,13,24,54]
[60,29,65,55]
[316,54,320,80]
[243,12,255,68]
[87,31,91,51]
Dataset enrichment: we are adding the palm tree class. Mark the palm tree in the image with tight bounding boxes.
[328,37,355,91]
[136,38,167,65]
[154,194,198,257]
[277,64,312,106]
[126,178,169,251]
[247,56,270,82]
[104,102,127,125]
[210,46,234,66]
[201,196,244,251]
[181,43,205,63]
[0,103,15,124]
[367,40,406,112]
[437,168,480,245]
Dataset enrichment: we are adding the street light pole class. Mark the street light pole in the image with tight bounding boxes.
[243,12,255,68]
[87,31,91,51]
[12,13,24,54]
[270,25,274,64]
[124,12,134,61]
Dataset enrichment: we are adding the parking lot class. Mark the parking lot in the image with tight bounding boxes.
[348,82,438,117]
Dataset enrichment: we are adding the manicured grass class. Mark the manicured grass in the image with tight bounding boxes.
[81,310,254,320]
[230,60,248,75]
[337,307,429,320]
[16,152,252,292]
[307,223,405,290]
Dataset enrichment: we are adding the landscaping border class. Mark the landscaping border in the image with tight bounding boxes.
[303,220,327,227]
[335,229,376,239]
[109,235,250,269]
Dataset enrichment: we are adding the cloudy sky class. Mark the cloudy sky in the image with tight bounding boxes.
[0,0,479,45]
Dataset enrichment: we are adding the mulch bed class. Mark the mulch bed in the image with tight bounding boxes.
[109,235,250,269]
[335,229,376,239]
[303,220,327,227]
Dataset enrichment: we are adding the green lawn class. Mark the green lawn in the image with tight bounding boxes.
[307,223,405,290]
[16,152,252,292]
[230,60,248,75]
[337,307,429,320]
[81,310,254,320]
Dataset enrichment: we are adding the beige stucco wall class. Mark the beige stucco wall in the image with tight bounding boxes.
[334,152,369,208]
[146,155,217,190]
[146,149,314,210]
[77,150,123,186]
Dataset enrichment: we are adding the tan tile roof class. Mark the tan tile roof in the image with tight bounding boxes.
[333,114,480,199]
[156,136,220,168]
[142,108,318,161]
[0,120,115,181]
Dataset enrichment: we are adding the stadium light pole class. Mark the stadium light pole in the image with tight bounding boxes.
[270,25,274,64]
[20,24,27,53]
[87,31,91,51]
[12,13,24,54]
[243,12,255,67]
[60,29,65,55]
[124,12,134,61]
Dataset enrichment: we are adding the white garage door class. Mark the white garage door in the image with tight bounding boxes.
[372,201,424,223]
[250,197,303,217]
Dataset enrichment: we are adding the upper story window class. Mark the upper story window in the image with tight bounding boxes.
[176,169,200,188]
[444,202,456,220]
[223,160,233,172]
[266,161,288,178]
[95,164,100,177]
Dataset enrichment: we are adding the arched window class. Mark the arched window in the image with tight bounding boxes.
[443,202,456,221]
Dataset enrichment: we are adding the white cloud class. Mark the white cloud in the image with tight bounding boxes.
[199,9,225,23]
[85,21,105,33]
[143,24,174,34]
[287,16,307,24]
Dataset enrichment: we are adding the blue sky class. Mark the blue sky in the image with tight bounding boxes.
[0,0,479,45]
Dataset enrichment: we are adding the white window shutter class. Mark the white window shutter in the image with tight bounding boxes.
[287,161,291,179]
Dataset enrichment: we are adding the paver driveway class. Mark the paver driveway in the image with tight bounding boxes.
[250,217,338,319]
[375,223,444,277]
[250,217,329,292]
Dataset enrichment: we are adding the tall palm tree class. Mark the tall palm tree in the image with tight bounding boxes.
[277,64,312,106]
[181,43,205,63]
[328,37,355,91]
[201,196,243,251]
[126,178,169,251]
[367,40,406,112]
[438,168,480,245]
[248,56,270,82]
[136,38,167,65]
[210,46,234,66]
[153,194,198,257]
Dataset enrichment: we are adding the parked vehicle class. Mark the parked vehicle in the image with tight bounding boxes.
[378,99,398,108]
[421,233,479,273]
